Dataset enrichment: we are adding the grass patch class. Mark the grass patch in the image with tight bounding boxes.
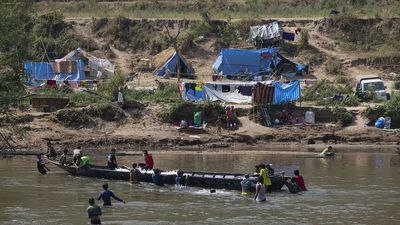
[302,80,358,106]
[124,82,181,104]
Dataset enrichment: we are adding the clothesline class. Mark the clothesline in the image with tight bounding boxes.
[31,79,104,89]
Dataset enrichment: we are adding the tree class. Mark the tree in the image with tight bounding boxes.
[164,22,181,82]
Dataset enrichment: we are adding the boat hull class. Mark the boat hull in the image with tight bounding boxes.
[49,161,285,191]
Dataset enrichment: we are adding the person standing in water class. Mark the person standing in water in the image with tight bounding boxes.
[152,169,164,186]
[97,183,126,206]
[292,170,307,191]
[254,176,266,202]
[87,198,102,225]
[319,146,334,157]
[130,163,141,184]
[175,170,186,186]
[37,154,50,174]
[241,174,254,196]
[259,164,272,192]
[45,141,57,160]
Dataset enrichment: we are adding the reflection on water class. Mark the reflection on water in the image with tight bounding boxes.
[0,152,399,225]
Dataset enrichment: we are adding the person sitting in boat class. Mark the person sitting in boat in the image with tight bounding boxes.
[241,174,255,196]
[254,176,266,202]
[87,198,102,225]
[107,148,118,170]
[130,163,141,184]
[259,164,272,192]
[319,146,335,157]
[37,154,50,174]
[73,146,83,165]
[266,164,275,176]
[45,141,57,160]
[97,183,126,206]
[59,148,69,165]
[175,170,186,186]
[143,150,154,170]
[284,177,301,194]
[152,169,164,187]
[292,170,307,191]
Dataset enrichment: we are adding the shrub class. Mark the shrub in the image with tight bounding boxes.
[325,58,343,75]
[298,29,310,49]
[333,107,353,127]
[159,101,225,123]
[392,81,400,90]
[98,73,126,100]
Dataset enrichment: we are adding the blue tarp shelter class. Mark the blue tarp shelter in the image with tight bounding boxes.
[212,48,308,79]
[273,80,301,104]
[24,60,85,87]
[154,50,195,79]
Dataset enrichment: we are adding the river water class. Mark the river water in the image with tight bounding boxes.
[0,152,399,225]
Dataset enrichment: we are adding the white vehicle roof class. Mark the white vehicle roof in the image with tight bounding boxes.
[361,78,384,83]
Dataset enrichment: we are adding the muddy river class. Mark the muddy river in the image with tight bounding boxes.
[0,152,399,225]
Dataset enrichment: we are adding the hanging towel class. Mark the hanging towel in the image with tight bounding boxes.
[68,81,78,88]
[238,86,253,96]
[80,80,88,87]
[283,32,295,41]
[56,80,64,87]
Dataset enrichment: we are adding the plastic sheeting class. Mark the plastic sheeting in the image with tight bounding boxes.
[154,51,194,78]
[250,21,281,42]
[203,85,252,104]
[24,60,85,87]
[56,48,115,78]
[212,48,279,77]
[273,80,301,104]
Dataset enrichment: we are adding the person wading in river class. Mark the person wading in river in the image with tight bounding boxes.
[254,176,266,202]
[130,163,141,184]
[241,174,254,196]
[97,183,126,206]
[259,164,272,192]
[36,154,50,174]
[87,198,102,225]
[292,170,307,191]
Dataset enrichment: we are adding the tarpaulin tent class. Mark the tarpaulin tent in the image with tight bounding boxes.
[212,48,308,79]
[24,60,85,87]
[153,48,195,78]
[212,48,279,78]
[56,48,115,79]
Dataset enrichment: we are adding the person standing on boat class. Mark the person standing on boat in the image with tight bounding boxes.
[175,170,186,186]
[319,146,334,157]
[97,183,126,206]
[37,154,50,174]
[254,176,266,202]
[152,169,164,186]
[87,198,102,225]
[107,148,118,170]
[130,163,141,184]
[241,174,254,196]
[59,148,69,165]
[45,141,57,160]
[143,150,154,170]
[73,146,82,165]
[259,164,272,192]
[292,170,307,191]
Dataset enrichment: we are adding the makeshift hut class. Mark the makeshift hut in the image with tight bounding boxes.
[212,48,307,80]
[153,47,195,79]
[56,48,115,79]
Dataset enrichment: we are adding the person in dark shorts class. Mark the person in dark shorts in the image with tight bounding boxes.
[107,148,118,169]
[37,154,50,174]
[87,198,102,225]
[97,183,126,206]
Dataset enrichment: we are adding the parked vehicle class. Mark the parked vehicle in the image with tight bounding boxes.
[355,75,389,101]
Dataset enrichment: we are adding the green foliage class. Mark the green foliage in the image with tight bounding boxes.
[392,81,400,90]
[325,58,343,75]
[298,29,310,50]
[302,80,357,106]
[217,17,239,47]
[159,101,224,123]
[383,94,400,117]
[124,82,181,103]
[333,107,353,127]
[178,21,211,51]
[98,74,126,101]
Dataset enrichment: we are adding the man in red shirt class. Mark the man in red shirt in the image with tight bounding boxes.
[292,170,307,191]
[143,150,154,170]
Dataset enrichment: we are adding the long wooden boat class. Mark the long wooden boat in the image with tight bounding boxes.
[48,161,285,191]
